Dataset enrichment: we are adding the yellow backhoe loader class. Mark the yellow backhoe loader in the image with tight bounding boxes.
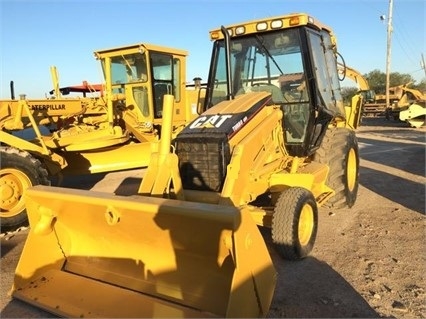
[0,43,202,232]
[338,62,376,104]
[337,62,376,123]
[11,13,363,317]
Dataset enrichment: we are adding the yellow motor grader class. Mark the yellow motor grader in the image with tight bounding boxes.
[11,13,363,318]
[0,43,202,232]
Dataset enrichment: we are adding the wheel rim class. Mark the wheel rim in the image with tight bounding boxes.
[0,168,32,218]
[346,147,357,192]
[298,203,314,246]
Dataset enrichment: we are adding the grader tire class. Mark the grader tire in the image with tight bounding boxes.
[0,147,49,232]
[272,187,318,260]
[315,127,359,209]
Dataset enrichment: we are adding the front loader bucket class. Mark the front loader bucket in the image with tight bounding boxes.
[12,185,276,318]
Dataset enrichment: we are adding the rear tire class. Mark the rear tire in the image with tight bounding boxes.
[272,187,318,260]
[314,127,359,209]
[0,147,49,232]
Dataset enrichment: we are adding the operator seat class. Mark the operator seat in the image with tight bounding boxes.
[247,84,286,104]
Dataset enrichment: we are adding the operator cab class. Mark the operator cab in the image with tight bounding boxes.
[205,16,345,157]
[95,43,189,130]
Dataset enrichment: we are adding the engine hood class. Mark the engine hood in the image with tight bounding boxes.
[180,91,271,140]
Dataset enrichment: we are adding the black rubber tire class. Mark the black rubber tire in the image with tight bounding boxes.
[272,187,318,260]
[0,147,49,232]
[314,127,359,209]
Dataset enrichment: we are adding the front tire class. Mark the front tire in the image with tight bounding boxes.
[272,187,318,260]
[0,147,49,232]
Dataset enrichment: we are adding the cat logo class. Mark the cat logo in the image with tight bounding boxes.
[189,114,232,129]
[30,104,66,111]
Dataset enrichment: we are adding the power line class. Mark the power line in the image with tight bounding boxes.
[391,1,422,67]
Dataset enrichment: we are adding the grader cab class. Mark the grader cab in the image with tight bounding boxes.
[11,12,363,317]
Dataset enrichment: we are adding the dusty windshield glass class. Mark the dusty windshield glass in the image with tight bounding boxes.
[110,53,148,84]
[211,29,307,106]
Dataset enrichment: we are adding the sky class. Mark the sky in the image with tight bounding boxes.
[1,0,425,99]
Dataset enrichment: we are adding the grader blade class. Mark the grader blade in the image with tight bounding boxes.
[12,185,276,318]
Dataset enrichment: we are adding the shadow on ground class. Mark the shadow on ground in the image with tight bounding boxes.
[262,228,381,318]
[52,172,108,190]
[359,166,425,214]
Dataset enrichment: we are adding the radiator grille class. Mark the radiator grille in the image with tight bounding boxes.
[175,134,230,192]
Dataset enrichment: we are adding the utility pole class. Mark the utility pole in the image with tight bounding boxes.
[421,54,426,78]
[385,0,393,119]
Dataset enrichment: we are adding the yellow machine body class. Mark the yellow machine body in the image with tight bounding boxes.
[12,12,364,318]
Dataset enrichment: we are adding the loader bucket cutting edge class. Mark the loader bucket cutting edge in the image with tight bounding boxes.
[12,185,276,318]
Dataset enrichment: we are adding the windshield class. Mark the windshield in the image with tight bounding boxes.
[110,53,148,84]
[209,29,307,107]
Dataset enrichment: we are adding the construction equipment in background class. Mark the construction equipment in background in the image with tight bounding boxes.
[337,62,376,123]
[362,90,397,117]
[399,101,426,128]
[335,60,424,128]
[337,62,376,104]
[0,43,201,232]
[388,83,426,128]
[12,12,363,317]
[360,82,426,127]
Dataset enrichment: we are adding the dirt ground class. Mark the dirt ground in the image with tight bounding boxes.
[1,117,425,318]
